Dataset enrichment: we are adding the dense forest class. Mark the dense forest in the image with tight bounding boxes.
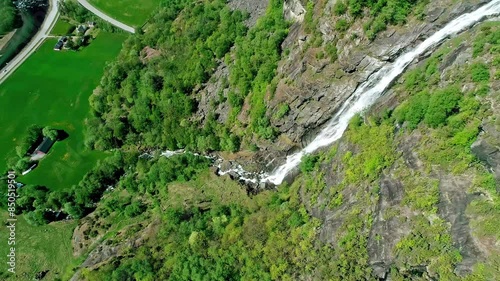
[0,0,21,35]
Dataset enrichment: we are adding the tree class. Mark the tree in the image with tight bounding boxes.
[0,0,20,35]
[24,210,49,226]
[65,38,75,50]
[42,126,59,140]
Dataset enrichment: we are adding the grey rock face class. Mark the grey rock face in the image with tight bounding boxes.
[228,0,269,27]
[472,137,500,184]
[283,0,306,22]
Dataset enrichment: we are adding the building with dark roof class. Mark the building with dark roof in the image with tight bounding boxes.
[54,40,64,51]
[30,137,55,161]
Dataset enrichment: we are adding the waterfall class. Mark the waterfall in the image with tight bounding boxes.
[256,0,500,185]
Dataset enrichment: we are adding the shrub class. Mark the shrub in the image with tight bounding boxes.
[300,154,320,173]
[401,91,430,129]
[471,63,490,82]
[274,103,290,119]
[333,1,347,16]
[124,201,146,218]
[325,42,338,62]
[335,19,350,32]
[424,87,462,128]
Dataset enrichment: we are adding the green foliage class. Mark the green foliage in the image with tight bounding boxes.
[15,125,42,158]
[395,216,462,279]
[325,41,339,62]
[470,62,490,82]
[300,154,320,173]
[346,0,427,39]
[424,86,462,128]
[394,90,430,129]
[343,120,396,184]
[402,176,439,213]
[88,0,247,152]
[83,181,328,280]
[472,25,500,57]
[42,126,59,140]
[333,1,348,16]
[0,0,20,35]
[228,0,288,139]
[304,1,315,33]
[335,19,350,32]
[396,86,463,129]
[273,103,290,119]
[124,201,146,218]
[59,0,122,33]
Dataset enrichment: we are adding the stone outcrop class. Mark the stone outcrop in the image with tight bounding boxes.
[228,0,269,26]
[283,0,306,22]
[472,112,500,186]
[265,0,492,156]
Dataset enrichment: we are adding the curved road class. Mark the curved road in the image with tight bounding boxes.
[0,0,59,85]
[76,0,135,33]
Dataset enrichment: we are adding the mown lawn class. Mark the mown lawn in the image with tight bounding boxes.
[0,212,79,281]
[0,32,126,191]
[50,19,75,36]
[88,0,161,27]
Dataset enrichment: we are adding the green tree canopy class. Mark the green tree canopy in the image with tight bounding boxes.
[0,0,20,35]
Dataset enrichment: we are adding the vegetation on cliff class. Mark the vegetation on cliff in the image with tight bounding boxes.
[1,0,500,280]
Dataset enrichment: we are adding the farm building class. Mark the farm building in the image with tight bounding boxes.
[54,40,63,51]
[30,137,55,161]
[54,36,67,51]
[76,25,88,34]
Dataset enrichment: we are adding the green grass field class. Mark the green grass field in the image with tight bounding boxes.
[50,19,75,36]
[88,0,161,26]
[0,32,126,190]
[0,213,79,281]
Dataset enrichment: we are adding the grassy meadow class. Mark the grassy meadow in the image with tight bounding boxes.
[0,212,79,281]
[0,32,126,190]
[88,0,162,26]
[50,19,75,36]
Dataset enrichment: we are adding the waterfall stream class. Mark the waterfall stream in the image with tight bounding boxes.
[259,0,500,185]
[162,1,500,186]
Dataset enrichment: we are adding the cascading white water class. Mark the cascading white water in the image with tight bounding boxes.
[257,0,500,185]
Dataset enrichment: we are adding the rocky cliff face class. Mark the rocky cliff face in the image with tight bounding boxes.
[267,0,489,151]
[198,0,499,278]
[198,0,493,174]
[292,13,500,279]
[71,1,499,279]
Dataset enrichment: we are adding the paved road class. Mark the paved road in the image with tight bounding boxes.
[0,0,59,85]
[76,0,135,33]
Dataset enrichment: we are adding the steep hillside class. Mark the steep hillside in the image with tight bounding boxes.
[2,0,499,280]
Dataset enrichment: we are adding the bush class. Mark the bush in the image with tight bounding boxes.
[124,201,146,218]
[274,103,290,119]
[424,87,462,128]
[471,63,490,82]
[396,91,430,129]
[333,1,347,16]
[300,154,320,173]
[335,19,350,32]
[325,42,338,62]
[42,126,59,140]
